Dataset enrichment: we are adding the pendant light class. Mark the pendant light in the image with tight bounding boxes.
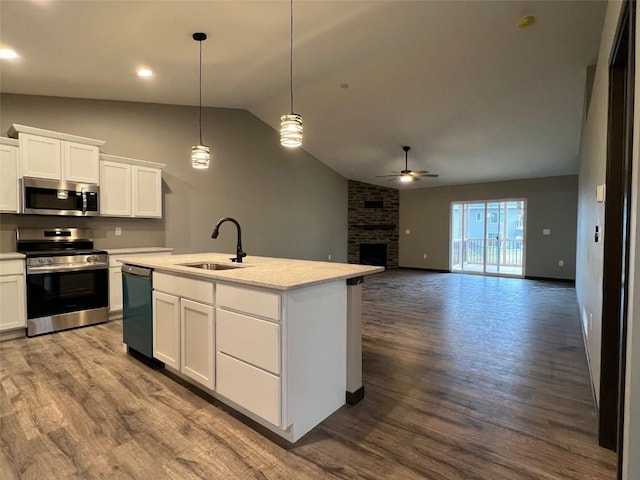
[280,0,303,148]
[191,32,210,170]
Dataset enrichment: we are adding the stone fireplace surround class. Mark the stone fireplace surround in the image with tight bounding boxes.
[348,180,399,267]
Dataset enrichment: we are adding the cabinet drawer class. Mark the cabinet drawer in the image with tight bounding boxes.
[0,260,24,276]
[217,283,280,321]
[217,352,280,426]
[217,309,280,375]
[154,272,214,305]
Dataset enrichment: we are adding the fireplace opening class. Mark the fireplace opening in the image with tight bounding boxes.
[359,243,387,267]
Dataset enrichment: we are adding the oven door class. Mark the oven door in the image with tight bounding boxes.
[26,266,108,319]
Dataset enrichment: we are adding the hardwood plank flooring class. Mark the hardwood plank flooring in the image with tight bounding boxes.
[0,270,616,479]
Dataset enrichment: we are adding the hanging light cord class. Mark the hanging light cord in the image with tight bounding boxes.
[289,0,294,113]
[199,38,203,145]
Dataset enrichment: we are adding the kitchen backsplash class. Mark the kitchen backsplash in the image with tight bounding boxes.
[0,214,165,252]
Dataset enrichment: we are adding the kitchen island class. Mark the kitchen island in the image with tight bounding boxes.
[120,253,383,442]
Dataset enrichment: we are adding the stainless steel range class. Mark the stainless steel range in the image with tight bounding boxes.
[16,228,109,337]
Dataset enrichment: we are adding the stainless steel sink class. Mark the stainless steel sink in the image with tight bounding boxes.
[178,262,247,271]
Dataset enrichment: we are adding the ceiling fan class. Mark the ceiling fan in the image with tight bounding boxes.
[376,146,439,183]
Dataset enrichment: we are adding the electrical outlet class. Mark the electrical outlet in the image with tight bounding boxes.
[115,227,122,236]
[327,254,332,260]
[558,260,564,267]
[423,253,427,259]
[543,229,551,235]
[405,229,411,235]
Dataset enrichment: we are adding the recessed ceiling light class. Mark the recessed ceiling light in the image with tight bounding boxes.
[0,48,18,60]
[137,68,153,78]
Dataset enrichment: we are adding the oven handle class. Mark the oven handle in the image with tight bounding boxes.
[26,263,108,274]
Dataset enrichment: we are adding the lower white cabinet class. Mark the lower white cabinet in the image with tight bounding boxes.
[152,291,180,369]
[152,273,215,390]
[181,298,215,390]
[0,260,26,332]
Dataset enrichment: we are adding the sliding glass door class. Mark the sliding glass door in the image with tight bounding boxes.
[451,200,525,277]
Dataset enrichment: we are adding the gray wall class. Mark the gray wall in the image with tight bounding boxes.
[0,94,348,261]
[399,175,578,280]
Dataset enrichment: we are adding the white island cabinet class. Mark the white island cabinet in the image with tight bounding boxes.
[100,154,164,218]
[8,124,105,184]
[121,252,383,443]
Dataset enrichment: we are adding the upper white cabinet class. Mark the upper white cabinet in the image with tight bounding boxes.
[0,138,19,213]
[9,124,104,184]
[100,154,164,218]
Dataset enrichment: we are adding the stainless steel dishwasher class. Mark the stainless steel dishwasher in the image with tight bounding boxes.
[122,264,155,360]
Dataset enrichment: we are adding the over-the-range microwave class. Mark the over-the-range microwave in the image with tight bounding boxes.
[20,178,99,216]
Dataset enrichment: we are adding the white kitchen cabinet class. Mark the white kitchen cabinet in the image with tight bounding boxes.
[107,249,172,315]
[153,291,180,369]
[0,259,26,333]
[133,166,162,217]
[181,298,215,389]
[100,161,132,216]
[153,272,215,390]
[9,125,104,184]
[100,154,164,218]
[0,138,19,213]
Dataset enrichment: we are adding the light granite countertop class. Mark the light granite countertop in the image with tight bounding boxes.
[118,252,384,291]
[105,247,174,255]
[0,253,26,260]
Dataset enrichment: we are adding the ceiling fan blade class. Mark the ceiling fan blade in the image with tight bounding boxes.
[413,170,431,174]
[413,172,439,178]
[375,174,400,177]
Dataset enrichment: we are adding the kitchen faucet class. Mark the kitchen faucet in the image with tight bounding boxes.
[211,217,247,263]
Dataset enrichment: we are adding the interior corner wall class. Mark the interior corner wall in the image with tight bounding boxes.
[0,94,348,262]
[399,175,578,280]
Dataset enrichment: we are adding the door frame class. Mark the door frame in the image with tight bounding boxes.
[599,0,635,465]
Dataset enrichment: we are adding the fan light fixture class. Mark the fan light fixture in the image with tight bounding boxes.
[280,0,303,148]
[191,32,210,170]
[400,173,413,183]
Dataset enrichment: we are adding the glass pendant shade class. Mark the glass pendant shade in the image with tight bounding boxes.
[191,144,211,169]
[280,113,303,148]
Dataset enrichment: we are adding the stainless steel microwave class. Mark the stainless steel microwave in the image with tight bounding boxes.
[21,178,99,216]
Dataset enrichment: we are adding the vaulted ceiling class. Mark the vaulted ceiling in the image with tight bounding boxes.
[0,0,606,188]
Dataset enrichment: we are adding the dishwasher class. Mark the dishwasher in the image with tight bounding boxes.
[122,264,155,360]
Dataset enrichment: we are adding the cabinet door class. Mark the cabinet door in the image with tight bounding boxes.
[64,141,99,184]
[181,298,214,390]
[0,275,26,331]
[133,166,162,218]
[109,267,123,313]
[100,161,132,216]
[20,133,61,180]
[153,291,180,369]
[0,144,19,212]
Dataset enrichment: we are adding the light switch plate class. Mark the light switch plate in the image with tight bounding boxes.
[405,229,411,235]
[543,229,551,235]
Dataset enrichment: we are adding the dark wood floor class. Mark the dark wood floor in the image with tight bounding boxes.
[0,270,616,479]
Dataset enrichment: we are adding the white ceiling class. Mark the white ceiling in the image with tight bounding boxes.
[0,0,606,189]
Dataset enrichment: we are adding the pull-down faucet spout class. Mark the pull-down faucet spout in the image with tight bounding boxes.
[211,217,247,263]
